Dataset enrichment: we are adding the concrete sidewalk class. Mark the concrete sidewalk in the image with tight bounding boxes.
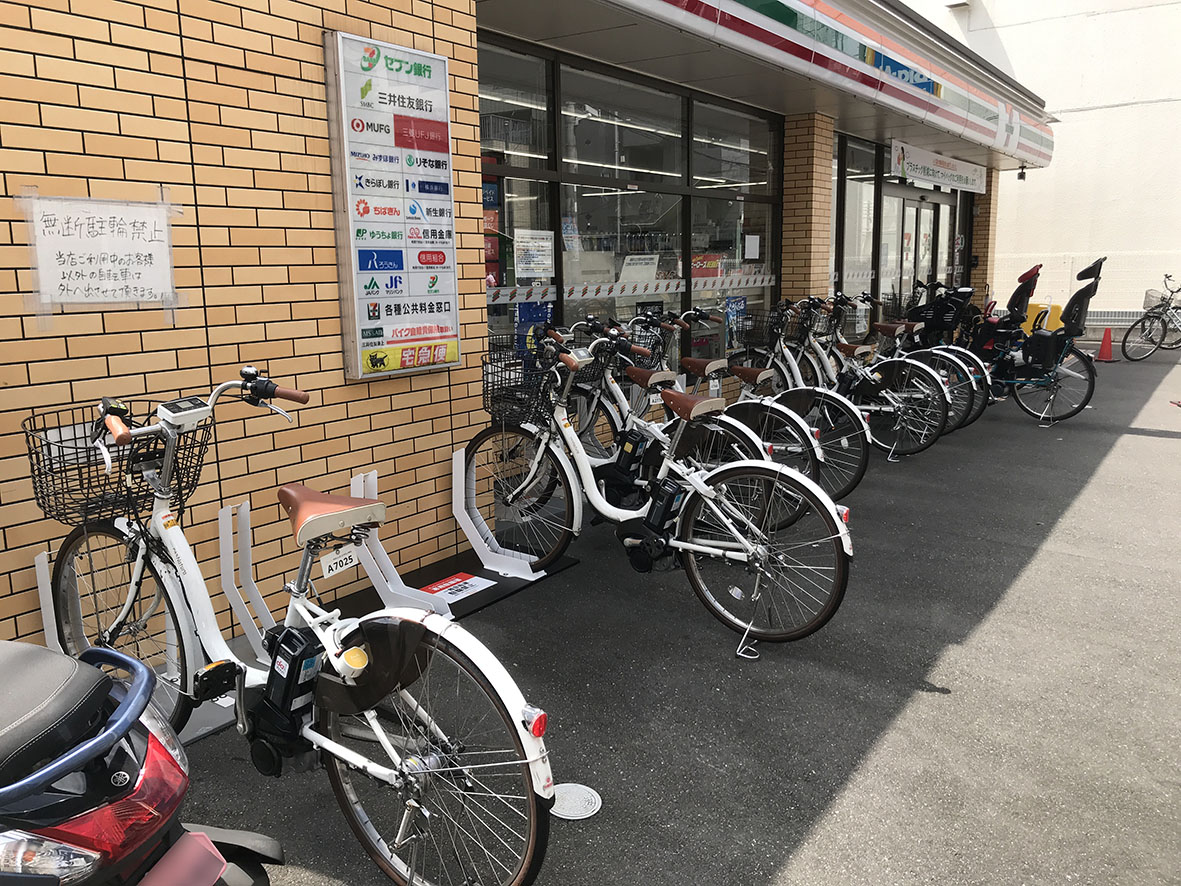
[183,352,1181,886]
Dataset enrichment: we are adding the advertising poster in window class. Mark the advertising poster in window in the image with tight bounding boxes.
[325,32,460,379]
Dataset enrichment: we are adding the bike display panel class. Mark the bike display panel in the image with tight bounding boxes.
[325,31,461,380]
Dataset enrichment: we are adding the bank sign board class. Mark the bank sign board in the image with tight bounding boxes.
[890,140,986,194]
[325,32,459,379]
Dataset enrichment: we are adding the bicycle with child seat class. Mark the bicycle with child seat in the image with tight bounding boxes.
[965,258,1103,423]
[1122,273,1181,361]
[464,329,853,648]
[24,367,554,886]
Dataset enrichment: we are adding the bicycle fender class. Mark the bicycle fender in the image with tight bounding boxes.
[332,608,555,801]
[778,386,875,447]
[519,421,584,536]
[710,413,772,460]
[677,459,853,557]
[722,399,825,464]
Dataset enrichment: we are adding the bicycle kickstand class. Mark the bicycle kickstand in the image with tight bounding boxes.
[735,620,760,661]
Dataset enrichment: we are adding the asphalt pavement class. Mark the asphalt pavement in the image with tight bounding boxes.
[183,349,1181,886]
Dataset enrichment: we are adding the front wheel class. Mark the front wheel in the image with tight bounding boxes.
[320,629,550,886]
[464,425,575,572]
[1120,313,1165,361]
[679,464,850,642]
[1012,347,1096,423]
[909,349,975,433]
[862,360,949,456]
[775,388,869,501]
[51,521,194,732]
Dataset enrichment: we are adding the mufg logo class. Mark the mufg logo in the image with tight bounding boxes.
[357,249,404,272]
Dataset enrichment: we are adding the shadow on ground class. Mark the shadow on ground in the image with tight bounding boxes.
[183,352,1181,886]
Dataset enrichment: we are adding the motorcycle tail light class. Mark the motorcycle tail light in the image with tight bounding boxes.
[33,734,188,863]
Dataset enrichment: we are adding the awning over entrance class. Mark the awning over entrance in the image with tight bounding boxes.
[476,0,1054,169]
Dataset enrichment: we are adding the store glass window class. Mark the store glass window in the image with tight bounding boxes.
[560,184,682,319]
[692,102,774,195]
[561,66,683,184]
[843,138,877,295]
[483,177,554,335]
[828,139,839,296]
[479,45,551,168]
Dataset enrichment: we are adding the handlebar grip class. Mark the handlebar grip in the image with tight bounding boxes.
[708,314,724,323]
[659,322,676,332]
[674,318,690,329]
[273,386,310,404]
[105,414,132,446]
[629,345,652,358]
[558,352,578,371]
[546,328,565,343]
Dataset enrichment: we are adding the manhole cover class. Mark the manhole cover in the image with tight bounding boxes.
[550,783,602,820]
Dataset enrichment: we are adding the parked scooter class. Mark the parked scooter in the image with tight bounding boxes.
[0,640,282,885]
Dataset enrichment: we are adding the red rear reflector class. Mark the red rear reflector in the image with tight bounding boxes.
[837,505,850,524]
[522,704,547,738]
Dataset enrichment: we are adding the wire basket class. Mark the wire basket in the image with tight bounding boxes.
[23,403,213,525]
[482,351,559,427]
[1143,289,1167,310]
[732,310,784,350]
[624,324,674,371]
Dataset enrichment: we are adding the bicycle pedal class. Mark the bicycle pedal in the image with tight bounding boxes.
[194,659,241,703]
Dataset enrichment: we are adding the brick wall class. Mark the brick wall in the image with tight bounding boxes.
[781,112,835,299]
[969,165,1000,305]
[0,0,484,643]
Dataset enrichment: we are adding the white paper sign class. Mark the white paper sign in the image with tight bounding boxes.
[513,229,554,277]
[326,31,460,379]
[421,572,496,603]
[27,196,175,305]
[744,234,760,260]
[618,254,659,282]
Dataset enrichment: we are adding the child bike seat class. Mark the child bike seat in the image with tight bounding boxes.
[680,357,727,377]
[1017,264,1042,283]
[728,365,775,386]
[625,366,676,388]
[278,483,386,545]
[661,390,725,422]
[0,641,111,786]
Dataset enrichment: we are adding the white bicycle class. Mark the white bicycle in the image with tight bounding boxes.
[24,367,554,886]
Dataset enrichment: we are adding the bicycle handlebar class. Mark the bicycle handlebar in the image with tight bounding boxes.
[104,413,132,446]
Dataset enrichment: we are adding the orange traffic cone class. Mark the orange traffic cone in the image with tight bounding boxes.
[1095,327,1119,362]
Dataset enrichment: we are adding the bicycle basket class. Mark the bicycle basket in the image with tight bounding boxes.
[482,351,558,426]
[568,327,615,384]
[23,402,213,524]
[1143,289,1166,310]
[623,324,672,371]
[733,310,784,350]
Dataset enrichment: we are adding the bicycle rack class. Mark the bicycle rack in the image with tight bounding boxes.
[217,471,451,644]
[450,449,545,581]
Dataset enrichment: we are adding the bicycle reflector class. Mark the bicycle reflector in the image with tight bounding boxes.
[522,705,548,738]
[836,505,850,524]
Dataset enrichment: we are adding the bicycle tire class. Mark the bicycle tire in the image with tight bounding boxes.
[52,521,194,732]
[1160,310,1181,349]
[909,349,975,433]
[862,359,948,456]
[775,388,869,501]
[464,425,574,572]
[935,345,991,427]
[679,464,849,642]
[320,628,550,886]
[1012,347,1096,423]
[722,399,820,481]
[1120,313,1165,361]
[567,389,622,459]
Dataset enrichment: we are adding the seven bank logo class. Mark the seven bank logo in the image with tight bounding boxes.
[428,275,439,291]
[358,249,404,272]
[352,117,390,135]
[406,179,449,197]
[361,46,379,71]
[367,302,380,320]
[355,227,402,242]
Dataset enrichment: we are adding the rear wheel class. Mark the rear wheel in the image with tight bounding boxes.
[52,521,193,732]
[1121,313,1165,361]
[321,629,549,886]
[910,350,975,433]
[775,389,869,500]
[679,464,849,642]
[723,400,819,481]
[464,426,574,571]
[1012,347,1096,423]
[862,360,948,456]
[937,346,991,427]
[1160,311,1181,349]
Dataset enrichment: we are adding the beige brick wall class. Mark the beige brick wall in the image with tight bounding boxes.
[969,166,1000,306]
[781,112,834,300]
[0,0,484,642]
